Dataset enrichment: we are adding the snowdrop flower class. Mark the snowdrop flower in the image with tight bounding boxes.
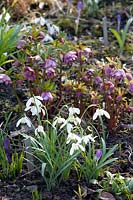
[16,116,32,127]
[47,23,59,35]
[69,107,80,116]
[70,142,85,155]
[35,125,45,136]
[25,96,45,116]
[53,117,66,128]
[43,34,53,42]
[67,132,82,144]
[34,16,46,26]
[93,108,110,120]
[82,134,95,144]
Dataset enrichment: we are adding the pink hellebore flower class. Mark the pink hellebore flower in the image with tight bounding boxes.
[64,51,78,64]
[43,59,57,69]
[0,74,12,85]
[83,47,92,57]
[24,66,35,81]
[41,91,53,102]
[45,67,56,78]
[17,39,26,49]
[128,80,133,94]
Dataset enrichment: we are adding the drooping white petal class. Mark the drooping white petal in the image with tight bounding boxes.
[69,107,80,116]
[35,125,45,135]
[103,110,110,119]
[16,116,32,127]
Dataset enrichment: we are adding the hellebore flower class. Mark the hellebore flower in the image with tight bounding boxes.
[83,47,92,56]
[94,76,102,85]
[4,137,12,163]
[0,74,12,85]
[93,108,110,120]
[45,67,56,78]
[64,51,78,64]
[86,69,95,76]
[112,69,126,80]
[41,91,53,102]
[104,66,112,77]
[128,80,133,94]
[43,59,57,69]
[96,149,102,159]
[24,66,35,81]
[17,39,26,49]
[126,73,133,81]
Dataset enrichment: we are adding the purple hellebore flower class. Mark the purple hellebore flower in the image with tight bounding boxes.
[77,1,83,10]
[0,74,12,85]
[104,66,112,77]
[83,47,92,57]
[126,73,133,81]
[128,80,133,94]
[86,69,95,76]
[43,59,57,69]
[45,67,56,79]
[41,91,53,102]
[24,66,35,81]
[112,69,126,80]
[96,149,102,159]
[64,51,78,64]
[94,76,103,85]
[12,60,21,67]
[17,39,26,49]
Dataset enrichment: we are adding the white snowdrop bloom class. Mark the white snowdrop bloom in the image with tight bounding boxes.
[69,107,80,116]
[67,132,82,144]
[70,142,85,155]
[43,34,53,42]
[66,123,73,135]
[25,96,45,116]
[16,116,32,127]
[47,23,59,35]
[93,108,110,120]
[82,134,95,144]
[35,125,45,136]
[34,16,46,26]
[5,12,11,22]
[53,117,66,128]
